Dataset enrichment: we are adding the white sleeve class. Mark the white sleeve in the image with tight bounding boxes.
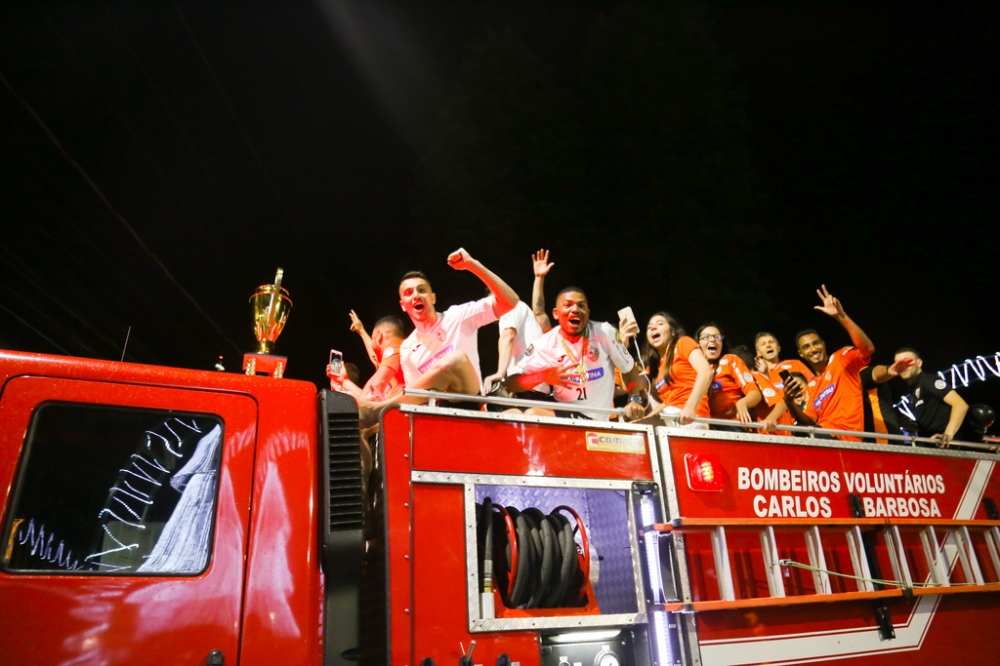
[457,297,499,330]
[599,321,636,373]
[498,300,527,332]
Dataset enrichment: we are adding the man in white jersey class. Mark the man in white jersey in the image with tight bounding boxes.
[481,299,544,395]
[358,248,518,426]
[505,287,647,421]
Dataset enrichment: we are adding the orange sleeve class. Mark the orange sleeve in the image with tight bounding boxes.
[726,354,757,396]
[675,336,699,360]
[378,338,403,372]
[788,359,815,381]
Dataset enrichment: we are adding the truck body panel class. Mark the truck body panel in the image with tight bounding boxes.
[3,349,1000,665]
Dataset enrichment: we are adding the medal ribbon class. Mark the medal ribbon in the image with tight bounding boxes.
[559,326,590,386]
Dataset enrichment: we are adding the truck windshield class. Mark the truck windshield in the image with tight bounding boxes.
[2,402,223,575]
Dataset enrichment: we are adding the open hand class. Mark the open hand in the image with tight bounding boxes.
[543,358,582,388]
[532,249,554,277]
[814,284,846,319]
[887,356,916,378]
[349,310,365,334]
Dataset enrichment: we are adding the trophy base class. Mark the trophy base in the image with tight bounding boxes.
[243,353,287,378]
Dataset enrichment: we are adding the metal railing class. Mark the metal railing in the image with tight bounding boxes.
[401,388,998,453]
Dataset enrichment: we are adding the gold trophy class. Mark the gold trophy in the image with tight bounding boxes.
[244,269,293,378]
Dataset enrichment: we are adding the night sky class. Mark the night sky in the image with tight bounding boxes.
[2,1,998,416]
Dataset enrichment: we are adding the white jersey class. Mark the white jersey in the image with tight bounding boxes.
[514,320,635,420]
[400,297,497,389]
[498,300,544,374]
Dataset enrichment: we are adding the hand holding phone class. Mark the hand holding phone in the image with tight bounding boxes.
[618,306,639,339]
[329,349,343,376]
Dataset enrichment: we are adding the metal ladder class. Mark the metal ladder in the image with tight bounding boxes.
[654,518,1000,611]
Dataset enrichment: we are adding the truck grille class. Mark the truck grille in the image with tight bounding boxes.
[320,391,364,532]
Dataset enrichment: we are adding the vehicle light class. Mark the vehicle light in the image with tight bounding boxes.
[547,629,622,644]
[684,453,724,491]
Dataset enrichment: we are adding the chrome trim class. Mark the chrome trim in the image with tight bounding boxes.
[626,491,649,614]
[470,613,646,633]
[412,471,638,489]
[464,484,482,627]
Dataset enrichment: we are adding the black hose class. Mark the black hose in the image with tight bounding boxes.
[475,502,589,610]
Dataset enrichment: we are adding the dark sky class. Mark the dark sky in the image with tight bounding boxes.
[2,1,998,410]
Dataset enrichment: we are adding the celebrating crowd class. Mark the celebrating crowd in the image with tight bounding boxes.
[328,248,969,448]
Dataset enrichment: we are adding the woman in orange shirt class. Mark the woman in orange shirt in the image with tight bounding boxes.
[694,323,762,430]
[642,312,713,427]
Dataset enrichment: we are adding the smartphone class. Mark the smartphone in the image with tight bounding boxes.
[618,306,637,328]
[778,369,792,384]
[329,349,343,375]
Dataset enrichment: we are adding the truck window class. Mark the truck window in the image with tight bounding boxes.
[2,402,223,576]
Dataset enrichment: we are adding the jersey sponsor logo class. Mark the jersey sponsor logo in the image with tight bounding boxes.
[934,379,947,390]
[566,367,605,384]
[613,341,629,358]
[743,372,753,382]
[711,381,723,391]
[775,382,784,389]
[814,384,836,410]
[585,431,646,455]
[655,377,666,390]
[720,358,729,366]
[417,344,455,374]
[383,347,396,358]
[763,388,776,398]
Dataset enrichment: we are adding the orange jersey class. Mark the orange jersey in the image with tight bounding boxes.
[752,371,796,430]
[655,336,710,418]
[767,359,814,391]
[803,347,870,441]
[364,336,405,399]
[708,354,757,419]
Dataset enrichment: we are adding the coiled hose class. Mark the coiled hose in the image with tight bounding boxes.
[476,498,590,609]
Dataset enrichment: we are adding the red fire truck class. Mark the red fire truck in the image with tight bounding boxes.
[2,348,1000,665]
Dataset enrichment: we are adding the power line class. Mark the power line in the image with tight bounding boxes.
[0,65,243,356]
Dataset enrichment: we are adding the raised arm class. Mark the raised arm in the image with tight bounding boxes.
[870,356,916,384]
[532,249,553,331]
[447,247,519,318]
[349,310,378,368]
[815,284,874,359]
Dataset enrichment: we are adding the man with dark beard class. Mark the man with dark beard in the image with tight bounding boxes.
[505,287,647,421]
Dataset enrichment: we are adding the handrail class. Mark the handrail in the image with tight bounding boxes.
[402,388,624,417]
[684,416,999,452]
[401,388,998,453]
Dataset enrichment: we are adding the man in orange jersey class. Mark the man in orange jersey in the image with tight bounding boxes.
[753,331,813,431]
[754,332,815,387]
[329,315,407,401]
[783,285,875,441]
